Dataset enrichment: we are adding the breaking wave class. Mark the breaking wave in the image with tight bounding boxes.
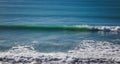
[0,40,120,64]
[0,25,120,32]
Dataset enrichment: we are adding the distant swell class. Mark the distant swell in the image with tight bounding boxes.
[0,25,120,32]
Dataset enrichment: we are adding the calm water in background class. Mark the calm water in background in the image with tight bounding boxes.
[0,0,120,26]
[0,0,120,53]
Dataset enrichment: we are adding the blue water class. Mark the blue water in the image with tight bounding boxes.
[0,0,120,26]
[0,0,120,63]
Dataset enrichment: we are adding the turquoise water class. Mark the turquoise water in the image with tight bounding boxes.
[0,0,120,63]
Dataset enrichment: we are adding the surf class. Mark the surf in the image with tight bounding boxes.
[0,25,120,32]
[0,25,92,31]
[0,40,120,64]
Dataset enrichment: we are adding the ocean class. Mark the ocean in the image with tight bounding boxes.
[0,0,120,64]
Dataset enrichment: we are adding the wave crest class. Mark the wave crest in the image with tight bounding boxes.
[0,25,120,32]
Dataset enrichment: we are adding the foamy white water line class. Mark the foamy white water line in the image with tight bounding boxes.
[0,40,120,64]
[76,25,120,32]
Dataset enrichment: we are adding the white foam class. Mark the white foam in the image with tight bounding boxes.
[98,26,120,32]
[68,40,120,61]
[75,25,120,32]
[0,40,120,63]
[0,45,66,59]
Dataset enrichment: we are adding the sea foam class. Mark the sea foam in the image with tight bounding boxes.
[0,40,120,64]
[75,25,120,32]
